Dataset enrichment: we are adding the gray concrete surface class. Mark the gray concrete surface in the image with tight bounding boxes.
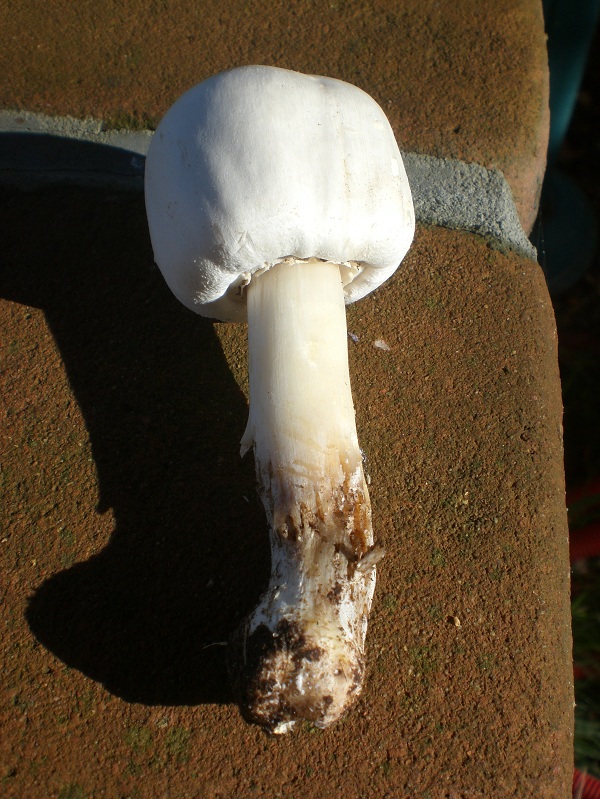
[0,110,535,260]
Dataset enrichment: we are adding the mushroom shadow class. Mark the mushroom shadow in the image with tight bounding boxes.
[0,162,269,706]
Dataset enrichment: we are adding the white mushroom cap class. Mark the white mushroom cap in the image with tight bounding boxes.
[145,65,415,322]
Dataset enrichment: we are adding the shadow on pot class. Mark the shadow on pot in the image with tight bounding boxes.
[0,171,268,707]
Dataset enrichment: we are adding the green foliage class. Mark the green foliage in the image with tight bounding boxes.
[165,727,191,764]
[103,111,157,131]
[58,785,86,799]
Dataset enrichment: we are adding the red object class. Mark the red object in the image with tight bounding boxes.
[574,769,600,798]
[569,481,600,796]
[570,521,600,561]
[567,478,600,508]
[568,478,600,560]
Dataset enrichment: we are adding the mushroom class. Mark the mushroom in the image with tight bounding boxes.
[144,65,415,733]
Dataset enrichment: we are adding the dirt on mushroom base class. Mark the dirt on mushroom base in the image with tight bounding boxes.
[0,186,572,798]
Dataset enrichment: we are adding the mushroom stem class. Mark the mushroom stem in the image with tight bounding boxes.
[231,258,381,733]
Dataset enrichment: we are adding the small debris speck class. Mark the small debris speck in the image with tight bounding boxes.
[373,339,391,351]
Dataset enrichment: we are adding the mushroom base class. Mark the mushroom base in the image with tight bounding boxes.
[230,615,366,734]
[228,467,379,733]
